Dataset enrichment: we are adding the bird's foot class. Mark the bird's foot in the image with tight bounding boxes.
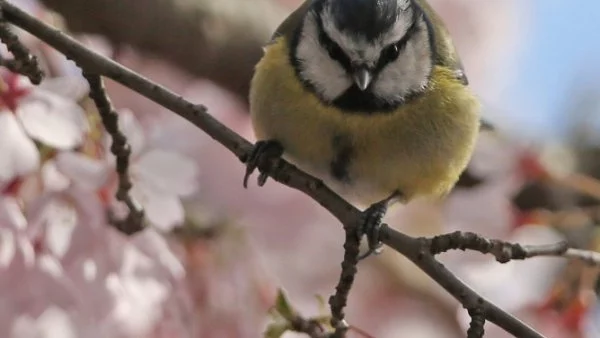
[357,200,388,261]
[357,192,402,260]
[242,140,284,188]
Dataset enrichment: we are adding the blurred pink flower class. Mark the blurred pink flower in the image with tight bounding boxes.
[17,77,89,149]
[0,71,89,188]
[0,112,39,188]
[102,240,173,336]
[0,186,107,274]
[55,110,199,231]
[0,190,99,337]
[0,197,34,272]
[27,188,107,259]
[584,304,600,338]
[0,184,192,337]
[11,306,77,338]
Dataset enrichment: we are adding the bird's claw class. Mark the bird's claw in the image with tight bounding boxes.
[357,200,388,261]
[242,140,283,188]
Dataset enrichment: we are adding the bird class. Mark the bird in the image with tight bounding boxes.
[243,0,481,258]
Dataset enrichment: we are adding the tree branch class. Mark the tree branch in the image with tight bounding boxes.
[0,5,42,83]
[5,2,595,337]
[82,72,145,234]
[39,0,288,102]
[328,225,360,337]
[533,247,600,266]
[290,315,329,338]
[427,230,600,266]
[380,229,544,338]
[467,307,486,338]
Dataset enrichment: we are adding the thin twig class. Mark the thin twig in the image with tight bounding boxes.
[0,54,27,73]
[82,72,144,234]
[328,224,361,337]
[0,2,564,337]
[380,229,544,338]
[467,307,486,338]
[428,231,530,262]
[426,230,600,267]
[0,7,42,83]
[290,316,329,338]
[528,247,600,266]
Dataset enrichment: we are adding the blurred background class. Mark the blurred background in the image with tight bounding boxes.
[1,0,600,337]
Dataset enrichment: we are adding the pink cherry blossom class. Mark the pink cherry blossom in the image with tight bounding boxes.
[55,109,199,231]
[583,304,600,338]
[0,112,39,188]
[0,184,193,337]
[15,73,90,150]
[0,71,89,188]
[10,307,77,338]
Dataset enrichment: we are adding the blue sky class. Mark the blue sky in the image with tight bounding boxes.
[505,0,600,141]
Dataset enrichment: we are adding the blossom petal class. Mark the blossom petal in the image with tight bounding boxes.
[15,235,35,268]
[38,76,89,100]
[41,161,71,192]
[35,197,78,258]
[105,270,169,336]
[131,229,184,279]
[27,187,105,262]
[12,306,77,338]
[130,183,184,231]
[0,228,15,268]
[11,314,38,338]
[0,112,39,182]
[0,196,27,230]
[55,152,110,191]
[17,91,89,149]
[38,254,65,278]
[37,306,77,338]
[102,242,171,336]
[134,149,198,196]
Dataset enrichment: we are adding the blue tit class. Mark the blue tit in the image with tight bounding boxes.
[244,0,481,258]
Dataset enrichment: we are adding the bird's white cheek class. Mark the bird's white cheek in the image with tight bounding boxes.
[295,14,352,101]
[373,42,431,102]
[296,40,351,101]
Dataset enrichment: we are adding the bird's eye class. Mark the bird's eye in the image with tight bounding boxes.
[382,44,400,62]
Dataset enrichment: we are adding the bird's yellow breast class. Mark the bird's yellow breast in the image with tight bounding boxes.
[250,37,480,206]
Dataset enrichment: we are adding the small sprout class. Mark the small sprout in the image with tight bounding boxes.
[274,288,297,321]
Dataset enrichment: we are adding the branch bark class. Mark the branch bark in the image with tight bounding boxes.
[39,0,288,102]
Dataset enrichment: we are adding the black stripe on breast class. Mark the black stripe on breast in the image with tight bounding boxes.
[330,134,354,183]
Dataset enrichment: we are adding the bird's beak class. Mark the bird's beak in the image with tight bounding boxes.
[352,67,372,91]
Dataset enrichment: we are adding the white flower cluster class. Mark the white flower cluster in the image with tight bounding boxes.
[0,28,199,338]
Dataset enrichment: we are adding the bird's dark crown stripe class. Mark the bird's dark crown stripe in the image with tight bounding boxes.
[330,0,400,40]
[374,8,421,73]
